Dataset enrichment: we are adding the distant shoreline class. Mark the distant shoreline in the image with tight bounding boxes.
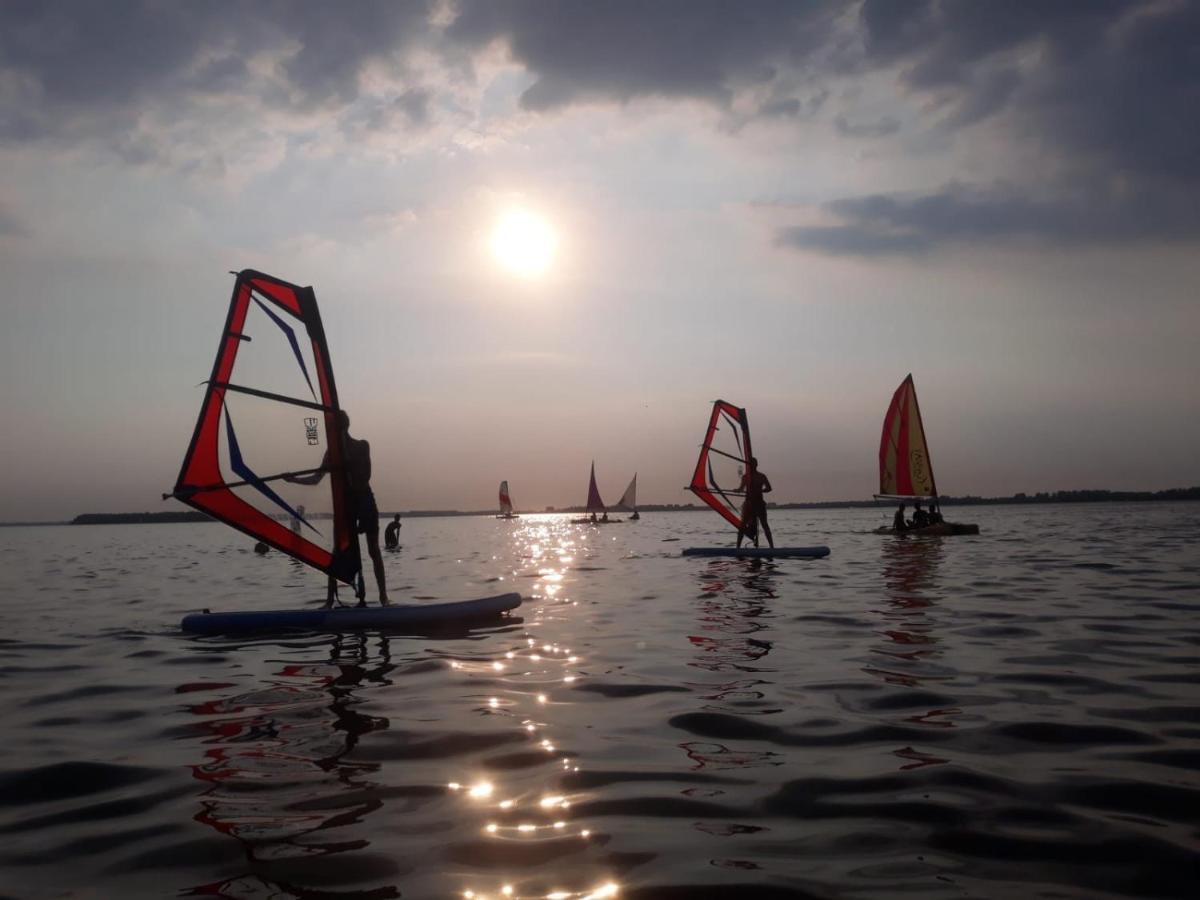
[1,486,1195,527]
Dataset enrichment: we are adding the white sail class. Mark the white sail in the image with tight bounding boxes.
[617,474,637,511]
[498,480,513,515]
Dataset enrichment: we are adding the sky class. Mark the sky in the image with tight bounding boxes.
[1,0,1198,520]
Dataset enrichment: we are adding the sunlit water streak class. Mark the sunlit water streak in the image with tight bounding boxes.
[0,504,1197,899]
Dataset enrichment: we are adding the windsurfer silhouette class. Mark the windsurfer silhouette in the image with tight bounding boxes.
[737,457,774,549]
[286,411,389,607]
[384,514,401,549]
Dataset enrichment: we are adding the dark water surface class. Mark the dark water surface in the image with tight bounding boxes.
[1,504,1198,899]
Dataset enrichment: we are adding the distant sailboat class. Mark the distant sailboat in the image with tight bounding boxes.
[875,374,979,535]
[497,480,519,519]
[572,462,618,523]
[617,473,639,520]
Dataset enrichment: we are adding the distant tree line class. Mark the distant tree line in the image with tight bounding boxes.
[65,486,1200,525]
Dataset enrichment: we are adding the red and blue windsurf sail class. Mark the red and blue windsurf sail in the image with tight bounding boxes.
[689,400,753,531]
[168,270,362,587]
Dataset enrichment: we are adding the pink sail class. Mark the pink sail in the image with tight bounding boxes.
[585,462,606,512]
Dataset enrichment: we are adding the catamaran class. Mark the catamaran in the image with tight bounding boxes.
[617,473,639,520]
[875,374,979,536]
[683,400,830,559]
[165,269,521,633]
[497,480,519,519]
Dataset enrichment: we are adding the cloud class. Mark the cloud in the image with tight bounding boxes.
[778,179,1200,256]
[0,0,437,145]
[834,114,900,138]
[445,0,843,111]
[0,201,24,236]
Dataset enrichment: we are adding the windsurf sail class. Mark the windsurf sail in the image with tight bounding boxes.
[617,474,637,512]
[688,400,753,531]
[498,480,514,515]
[166,269,362,592]
[878,374,938,500]
[585,462,606,513]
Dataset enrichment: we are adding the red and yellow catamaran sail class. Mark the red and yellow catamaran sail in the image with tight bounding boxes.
[167,269,362,591]
[877,374,937,500]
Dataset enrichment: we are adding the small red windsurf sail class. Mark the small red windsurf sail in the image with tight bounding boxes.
[168,270,362,588]
[585,462,606,513]
[689,400,753,531]
[498,480,514,515]
[878,374,937,500]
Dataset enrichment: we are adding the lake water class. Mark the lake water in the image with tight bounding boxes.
[1,504,1197,899]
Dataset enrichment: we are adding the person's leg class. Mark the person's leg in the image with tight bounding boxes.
[365,531,389,605]
[759,511,774,548]
[323,574,337,609]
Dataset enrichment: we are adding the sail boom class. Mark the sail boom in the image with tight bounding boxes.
[212,381,333,412]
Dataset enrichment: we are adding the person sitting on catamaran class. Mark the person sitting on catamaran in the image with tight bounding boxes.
[384,514,401,549]
[286,411,389,607]
[911,501,930,528]
[893,503,909,532]
[927,501,943,525]
[737,457,774,549]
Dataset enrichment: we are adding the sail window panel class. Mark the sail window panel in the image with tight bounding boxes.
[217,388,336,556]
[229,294,323,408]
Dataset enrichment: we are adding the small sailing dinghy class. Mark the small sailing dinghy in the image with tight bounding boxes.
[617,473,640,520]
[497,480,520,519]
[874,374,979,536]
[165,270,521,633]
[683,400,830,559]
[571,462,620,523]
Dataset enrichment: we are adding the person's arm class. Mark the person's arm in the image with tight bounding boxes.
[761,474,773,494]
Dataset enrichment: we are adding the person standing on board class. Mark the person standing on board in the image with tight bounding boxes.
[286,411,389,607]
[737,457,774,549]
[384,514,401,549]
[893,503,908,532]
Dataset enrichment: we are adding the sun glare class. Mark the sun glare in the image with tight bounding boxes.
[491,209,558,278]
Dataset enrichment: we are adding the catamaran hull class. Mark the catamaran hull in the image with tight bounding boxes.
[182,592,522,634]
[682,546,830,559]
[874,523,979,536]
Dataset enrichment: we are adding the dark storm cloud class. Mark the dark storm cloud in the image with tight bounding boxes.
[446,0,843,110]
[779,179,1200,256]
[0,0,434,141]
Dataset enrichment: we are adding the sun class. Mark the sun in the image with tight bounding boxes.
[490,209,558,278]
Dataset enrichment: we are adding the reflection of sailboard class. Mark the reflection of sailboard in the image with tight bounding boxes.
[617,473,639,520]
[875,375,979,536]
[166,270,521,632]
[496,480,519,519]
[683,399,830,559]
